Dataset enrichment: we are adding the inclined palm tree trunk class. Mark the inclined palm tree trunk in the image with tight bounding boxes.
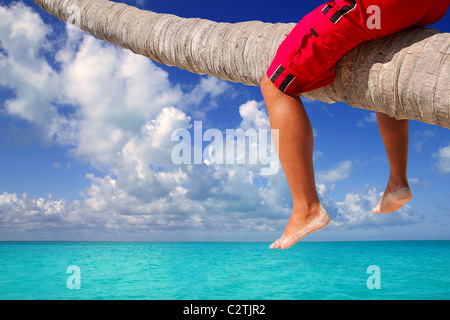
[32,0,449,129]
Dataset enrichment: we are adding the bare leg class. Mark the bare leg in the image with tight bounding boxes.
[260,75,329,249]
[373,113,412,213]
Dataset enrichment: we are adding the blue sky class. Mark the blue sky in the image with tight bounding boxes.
[0,0,449,241]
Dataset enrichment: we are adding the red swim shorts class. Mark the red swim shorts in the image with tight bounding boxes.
[267,0,450,95]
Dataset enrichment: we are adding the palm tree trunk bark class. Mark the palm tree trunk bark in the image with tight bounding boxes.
[32,0,450,129]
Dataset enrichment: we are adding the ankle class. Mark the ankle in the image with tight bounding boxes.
[292,200,321,216]
[387,174,409,190]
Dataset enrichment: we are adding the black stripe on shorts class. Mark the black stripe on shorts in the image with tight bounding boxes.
[322,4,332,14]
[270,65,285,83]
[278,73,295,93]
[329,0,357,24]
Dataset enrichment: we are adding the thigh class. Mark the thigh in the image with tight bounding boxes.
[266,2,366,94]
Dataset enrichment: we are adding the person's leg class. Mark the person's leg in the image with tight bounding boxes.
[373,112,412,213]
[261,75,329,249]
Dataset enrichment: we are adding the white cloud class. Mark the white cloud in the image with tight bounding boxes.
[316,160,352,187]
[0,2,428,240]
[0,2,49,59]
[408,177,430,189]
[0,190,209,240]
[319,185,422,230]
[433,144,450,174]
[239,100,270,130]
[413,129,437,152]
[0,2,67,146]
[0,2,291,239]
[357,112,377,128]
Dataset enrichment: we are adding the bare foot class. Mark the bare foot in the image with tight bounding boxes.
[372,186,412,214]
[270,204,330,249]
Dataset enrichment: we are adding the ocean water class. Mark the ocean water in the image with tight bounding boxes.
[0,241,449,300]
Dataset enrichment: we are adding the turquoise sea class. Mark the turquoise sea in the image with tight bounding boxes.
[0,241,449,300]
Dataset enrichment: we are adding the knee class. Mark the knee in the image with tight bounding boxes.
[260,75,274,98]
[260,75,301,104]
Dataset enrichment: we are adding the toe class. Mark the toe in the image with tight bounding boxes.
[372,201,382,214]
[270,238,283,249]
